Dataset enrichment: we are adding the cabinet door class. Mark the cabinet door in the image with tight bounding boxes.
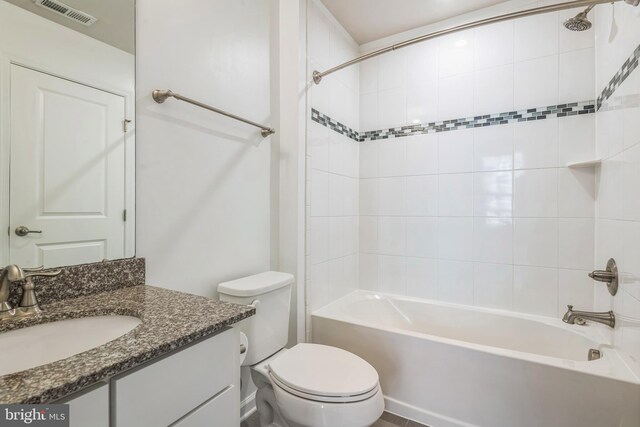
[172,386,237,427]
[59,382,109,427]
[112,329,238,427]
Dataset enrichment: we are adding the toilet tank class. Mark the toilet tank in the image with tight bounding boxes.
[218,271,293,366]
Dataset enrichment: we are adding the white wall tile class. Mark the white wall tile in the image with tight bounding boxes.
[378,216,406,256]
[360,57,378,95]
[438,30,475,78]
[558,218,594,270]
[329,217,346,258]
[514,266,558,317]
[438,217,474,261]
[378,140,406,177]
[514,56,559,110]
[559,48,595,104]
[438,173,473,216]
[558,114,596,166]
[406,134,438,175]
[359,178,378,215]
[473,218,513,264]
[514,13,559,62]
[514,169,558,217]
[407,40,439,85]
[474,21,514,70]
[378,177,406,215]
[328,173,344,216]
[360,92,378,131]
[474,263,513,309]
[558,168,595,218]
[474,65,514,116]
[360,141,379,178]
[514,218,559,267]
[473,171,513,217]
[310,169,329,216]
[406,217,438,258]
[359,253,379,291]
[438,128,474,173]
[438,260,474,305]
[406,175,438,216]
[359,216,378,254]
[309,262,330,311]
[378,88,406,129]
[309,217,329,264]
[406,79,438,125]
[378,49,407,91]
[438,73,474,121]
[514,118,559,169]
[406,258,439,299]
[558,269,594,317]
[379,255,407,295]
[473,124,514,172]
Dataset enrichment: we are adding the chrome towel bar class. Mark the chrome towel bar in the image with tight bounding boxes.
[152,89,275,138]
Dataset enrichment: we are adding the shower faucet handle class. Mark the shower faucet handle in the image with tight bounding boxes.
[588,258,618,296]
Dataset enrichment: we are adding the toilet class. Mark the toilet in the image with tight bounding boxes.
[218,271,384,427]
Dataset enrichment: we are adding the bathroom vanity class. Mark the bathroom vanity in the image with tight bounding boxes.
[0,258,254,427]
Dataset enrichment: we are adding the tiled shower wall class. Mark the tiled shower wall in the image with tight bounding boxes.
[306,0,360,320]
[356,5,598,318]
[594,3,640,376]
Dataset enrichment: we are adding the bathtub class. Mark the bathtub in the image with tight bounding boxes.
[311,290,640,427]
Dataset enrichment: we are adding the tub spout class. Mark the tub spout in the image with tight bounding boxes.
[562,305,615,328]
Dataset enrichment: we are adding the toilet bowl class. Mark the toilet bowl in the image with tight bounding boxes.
[251,344,384,427]
[217,272,384,427]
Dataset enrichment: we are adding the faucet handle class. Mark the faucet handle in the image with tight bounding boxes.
[23,266,44,273]
[566,305,573,311]
[24,269,61,279]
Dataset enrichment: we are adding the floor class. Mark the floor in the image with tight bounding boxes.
[241,411,429,427]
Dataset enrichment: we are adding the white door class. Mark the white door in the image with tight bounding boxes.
[9,64,126,267]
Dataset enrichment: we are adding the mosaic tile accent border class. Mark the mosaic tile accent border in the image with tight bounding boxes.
[358,101,594,142]
[597,43,640,110]
[311,109,360,142]
[311,100,595,143]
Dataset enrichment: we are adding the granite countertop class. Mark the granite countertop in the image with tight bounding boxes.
[0,285,255,404]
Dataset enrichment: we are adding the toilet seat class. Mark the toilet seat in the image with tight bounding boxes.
[268,343,379,403]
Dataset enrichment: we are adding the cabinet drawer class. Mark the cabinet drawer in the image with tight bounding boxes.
[60,382,109,427]
[113,328,237,427]
[171,385,238,427]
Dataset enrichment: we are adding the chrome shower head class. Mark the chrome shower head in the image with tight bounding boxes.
[563,5,595,31]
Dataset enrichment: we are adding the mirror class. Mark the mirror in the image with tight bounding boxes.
[0,0,135,268]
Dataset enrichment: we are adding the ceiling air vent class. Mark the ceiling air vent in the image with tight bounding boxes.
[34,0,97,26]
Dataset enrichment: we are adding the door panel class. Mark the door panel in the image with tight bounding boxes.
[10,65,126,267]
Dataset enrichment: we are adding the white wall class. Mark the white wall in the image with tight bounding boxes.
[305,0,360,334]
[136,0,272,299]
[594,2,640,377]
[355,2,598,318]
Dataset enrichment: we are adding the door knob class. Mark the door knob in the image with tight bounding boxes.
[15,226,42,237]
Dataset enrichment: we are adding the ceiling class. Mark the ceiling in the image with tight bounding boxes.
[5,0,134,53]
[320,0,511,44]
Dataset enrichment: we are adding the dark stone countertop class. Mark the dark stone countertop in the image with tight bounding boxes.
[0,285,254,404]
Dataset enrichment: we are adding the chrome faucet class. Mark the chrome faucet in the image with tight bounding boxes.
[562,305,615,328]
[0,265,61,320]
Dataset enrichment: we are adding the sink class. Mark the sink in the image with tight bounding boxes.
[0,315,141,376]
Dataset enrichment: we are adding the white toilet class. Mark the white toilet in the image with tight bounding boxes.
[218,271,384,427]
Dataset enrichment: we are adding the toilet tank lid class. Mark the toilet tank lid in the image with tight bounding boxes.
[218,271,294,297]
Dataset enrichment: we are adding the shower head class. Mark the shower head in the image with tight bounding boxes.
[563,4,595,31]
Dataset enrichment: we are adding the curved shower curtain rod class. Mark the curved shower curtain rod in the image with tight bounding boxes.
[312,0,640,85]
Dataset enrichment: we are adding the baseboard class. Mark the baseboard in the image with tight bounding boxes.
[240,391,257,421]
[384,396,477,427]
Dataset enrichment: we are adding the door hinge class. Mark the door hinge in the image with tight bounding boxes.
[123,209,127,222]
[123,119,132,132]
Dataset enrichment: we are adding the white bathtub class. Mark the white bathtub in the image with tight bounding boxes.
[311,290,640,427]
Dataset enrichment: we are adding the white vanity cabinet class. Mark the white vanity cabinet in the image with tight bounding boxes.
[57,328,239,427]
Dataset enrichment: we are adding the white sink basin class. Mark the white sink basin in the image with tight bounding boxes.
[0,315,141,376]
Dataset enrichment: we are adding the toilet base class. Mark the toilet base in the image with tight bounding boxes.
[255,384,289,427]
